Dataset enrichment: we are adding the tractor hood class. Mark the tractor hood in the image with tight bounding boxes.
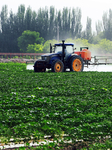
[41,53,58,57]
[41,53,60,62]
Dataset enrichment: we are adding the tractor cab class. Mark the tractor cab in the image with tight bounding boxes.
[54,43,74,54]
[34,40,84,72]
[52,42,75,61]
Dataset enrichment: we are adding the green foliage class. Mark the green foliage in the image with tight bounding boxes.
[13,56,19,59]
[87,139,112,150]
[43,41,51,53]
[18,30,44,52]
[82,17,93,43]
[92,32,104,44]
[65,38,89,46]
[1,5,112,53]
[97,39,112,53]
[27,43,43,53]
[0,63,112,149]
[75,38,90,47]
[102,9,112,41]
[65,38,90,51]
[45,38,112,54]
[43,39,57,53]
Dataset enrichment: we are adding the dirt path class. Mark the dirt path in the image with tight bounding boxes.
[0,59,35,63]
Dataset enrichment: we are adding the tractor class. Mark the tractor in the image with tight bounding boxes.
[33,40,91,72]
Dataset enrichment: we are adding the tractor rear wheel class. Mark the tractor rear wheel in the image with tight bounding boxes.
[70,56,84,72]
[51,59,64,72]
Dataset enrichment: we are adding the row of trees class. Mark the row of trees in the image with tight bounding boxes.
[18,30,112,54]
[0,5,112,53]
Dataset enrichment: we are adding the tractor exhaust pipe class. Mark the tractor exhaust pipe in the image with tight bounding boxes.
[62,40,65,63]
[50,43,52,53]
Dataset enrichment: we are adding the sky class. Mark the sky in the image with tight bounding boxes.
[1,0,112,31]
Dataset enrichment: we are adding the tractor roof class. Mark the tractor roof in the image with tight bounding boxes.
[54,43,74,46]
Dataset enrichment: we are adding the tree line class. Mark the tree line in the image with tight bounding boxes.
[0,5,112,53]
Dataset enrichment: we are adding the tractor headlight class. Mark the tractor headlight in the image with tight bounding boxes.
[42,56,47,60]
[41,56,50,62]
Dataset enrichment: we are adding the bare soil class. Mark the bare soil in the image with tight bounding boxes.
[0,59,35,63]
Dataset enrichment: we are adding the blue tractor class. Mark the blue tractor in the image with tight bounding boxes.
[33,40,84,72]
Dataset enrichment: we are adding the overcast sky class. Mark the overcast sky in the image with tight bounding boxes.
[1,0,112,31]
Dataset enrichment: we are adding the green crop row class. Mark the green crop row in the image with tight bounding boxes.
[0,62,112,149]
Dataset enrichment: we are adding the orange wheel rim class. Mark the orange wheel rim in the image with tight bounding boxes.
[72,59,82,71]
[55,62,62,72]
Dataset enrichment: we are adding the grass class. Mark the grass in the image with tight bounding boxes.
[0,62,112,149]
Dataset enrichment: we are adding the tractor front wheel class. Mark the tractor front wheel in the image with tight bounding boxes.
[51,60,64,72]
[34,67,46,72]
[70,56,84,72]
[34,61,46,72]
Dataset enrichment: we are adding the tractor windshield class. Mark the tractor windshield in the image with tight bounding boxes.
[55,46,62,53]
[55,45,73,54]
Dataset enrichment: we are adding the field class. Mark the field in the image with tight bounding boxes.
[0,62,112,150]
